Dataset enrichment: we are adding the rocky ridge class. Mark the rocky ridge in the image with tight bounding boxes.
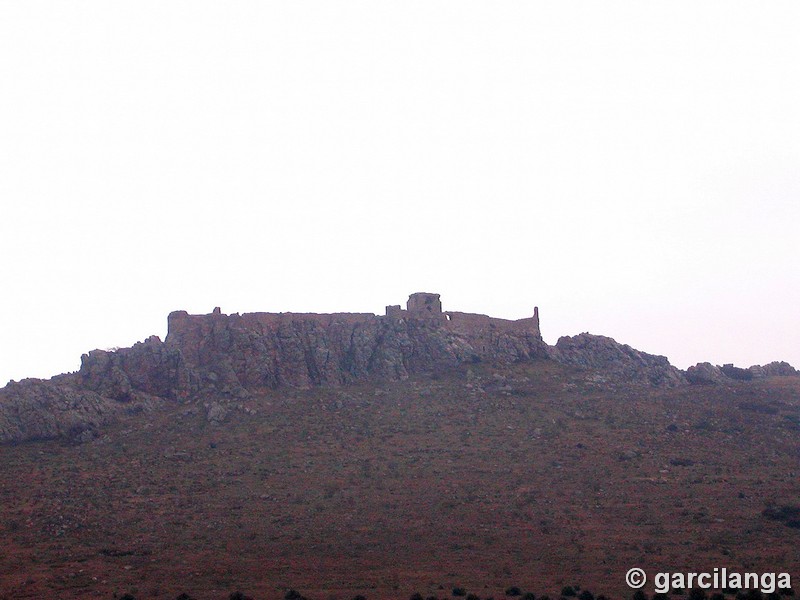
[0,293,794,443]
[686,360,799,384]
[551,333,686,387]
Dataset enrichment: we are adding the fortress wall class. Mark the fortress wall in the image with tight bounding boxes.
[444,311,541,337]
[164,296,546,390]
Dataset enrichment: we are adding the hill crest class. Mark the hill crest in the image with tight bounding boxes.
[0,293,794,444]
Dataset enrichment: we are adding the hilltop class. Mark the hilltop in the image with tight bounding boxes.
[0,293,698,444]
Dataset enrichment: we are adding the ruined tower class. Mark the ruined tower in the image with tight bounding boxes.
[406,292,442,315]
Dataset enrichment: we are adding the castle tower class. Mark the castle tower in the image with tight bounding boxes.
[406,292,442,315]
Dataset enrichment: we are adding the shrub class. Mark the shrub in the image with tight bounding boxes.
[763,505,800,529]
[690,589,708,600]
[410,594,423,600]
[454,589,467,597]
[285,592,304,600]
[506,588,522,597]
[562,588,577,598]
[523,594,536,600]
[579,591,594,600]
[633,591,649,600]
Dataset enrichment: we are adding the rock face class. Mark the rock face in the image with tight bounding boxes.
[78,335,199,402]
[551,333,687,387]
[163,294,547,394]
[0,375,139,443]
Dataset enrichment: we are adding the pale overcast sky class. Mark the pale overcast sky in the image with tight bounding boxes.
[1,2,798,385]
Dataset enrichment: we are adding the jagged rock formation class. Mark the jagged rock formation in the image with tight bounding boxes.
[0,293,795,443]
[79,335,198,402]
[685,362,725,384]
[0,336,189,443]
[0,376,124,443]
[759,361,800,377]
[687,360,799,384]
[551,333,687,387]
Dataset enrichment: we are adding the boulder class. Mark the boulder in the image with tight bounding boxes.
[686,362,725,384]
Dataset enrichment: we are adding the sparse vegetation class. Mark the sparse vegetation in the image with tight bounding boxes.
[763,504,800,528]
[2,362,799,598]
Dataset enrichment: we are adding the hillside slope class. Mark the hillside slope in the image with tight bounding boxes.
[1,361,799,599]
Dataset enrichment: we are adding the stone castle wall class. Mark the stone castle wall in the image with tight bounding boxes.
[164,293,547,393]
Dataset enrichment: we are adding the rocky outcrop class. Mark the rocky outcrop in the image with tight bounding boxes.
[163,303,548,394]
[686,362,725,384]
[551,333,687,387]
[78,335,200,402]
[0,376,136,443]
[687,360,799,384]
[0,335,187,443]
[759,361,799,377]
